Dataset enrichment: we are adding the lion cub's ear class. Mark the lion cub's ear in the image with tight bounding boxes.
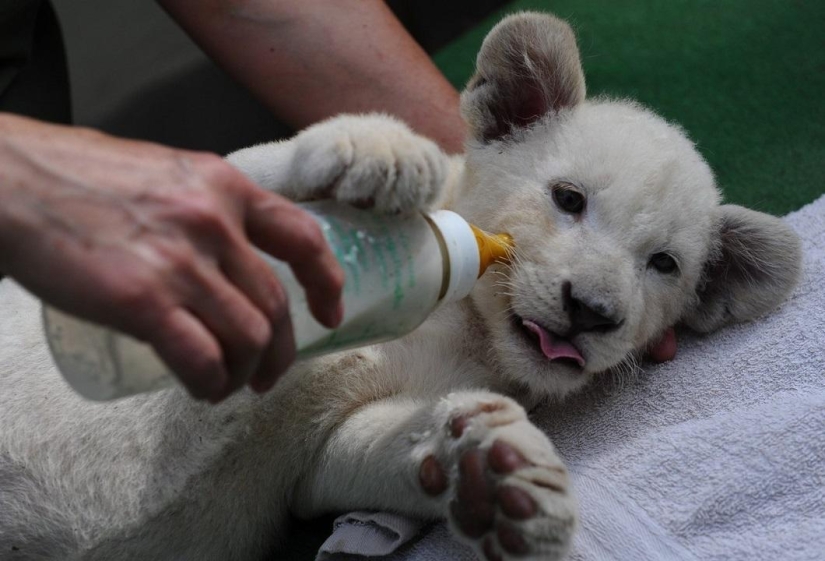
[682,205,802,333]
[460,12,586,143]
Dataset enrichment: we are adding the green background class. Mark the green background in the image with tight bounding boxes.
[434,0,825,216]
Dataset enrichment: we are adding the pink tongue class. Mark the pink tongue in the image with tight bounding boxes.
[522,319,585,367]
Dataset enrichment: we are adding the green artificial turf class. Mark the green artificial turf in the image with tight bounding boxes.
[434,0,825,216]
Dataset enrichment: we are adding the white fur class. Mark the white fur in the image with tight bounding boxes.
[0,12,801,561]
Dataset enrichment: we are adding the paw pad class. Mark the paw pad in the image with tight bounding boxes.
[447,440,541,556]
[496,522,529,555]
[449,402,508,438]
[488,440,530,474]
[419,455,448,496]
[496,486,537,520]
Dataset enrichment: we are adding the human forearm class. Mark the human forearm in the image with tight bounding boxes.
[156,0,466,153]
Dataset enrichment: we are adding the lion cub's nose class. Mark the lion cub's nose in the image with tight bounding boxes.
[562,281,623,334]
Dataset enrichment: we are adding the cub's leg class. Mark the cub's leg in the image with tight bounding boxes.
[227,113,456,212]
[294,391,577,561]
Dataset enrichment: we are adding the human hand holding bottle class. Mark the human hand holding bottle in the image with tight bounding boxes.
[0,114,344,402]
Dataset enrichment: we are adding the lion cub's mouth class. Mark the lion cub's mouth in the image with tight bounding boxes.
[514,316,585,369]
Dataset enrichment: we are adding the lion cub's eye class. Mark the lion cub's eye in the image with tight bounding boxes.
[649,252,678,274]
[551,184,586,214]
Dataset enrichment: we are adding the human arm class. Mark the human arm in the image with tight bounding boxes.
[156,0,467,154]
[0,113,344,401]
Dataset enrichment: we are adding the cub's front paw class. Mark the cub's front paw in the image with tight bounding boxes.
[418,393,576,561]
[286,114,447,213]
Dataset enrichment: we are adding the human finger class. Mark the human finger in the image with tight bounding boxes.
[243,189,345,329]
[184,262,273,397]
[149,307,229,401]
[248,310,297,394]
[219,244,297,392]
[219,241,289,328]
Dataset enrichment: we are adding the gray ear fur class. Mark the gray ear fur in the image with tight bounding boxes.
[460,12,586,143]
[682,205,802,333]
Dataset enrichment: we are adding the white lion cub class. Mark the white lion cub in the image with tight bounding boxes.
[0,12,800,561]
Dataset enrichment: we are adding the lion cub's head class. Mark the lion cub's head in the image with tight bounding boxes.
[453,13,801,399]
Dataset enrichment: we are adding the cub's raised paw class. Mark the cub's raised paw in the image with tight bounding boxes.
[418,393,577,561]
[285,114,448,213]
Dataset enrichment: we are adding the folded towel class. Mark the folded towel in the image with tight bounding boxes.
[319,194,825,561]
[317,512,427,560]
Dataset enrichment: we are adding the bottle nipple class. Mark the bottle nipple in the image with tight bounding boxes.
[470,225,514,277]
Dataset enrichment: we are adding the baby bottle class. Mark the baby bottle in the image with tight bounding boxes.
[43,200,513,400]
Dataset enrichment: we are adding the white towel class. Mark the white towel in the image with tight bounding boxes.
[317,512,427,560]
[319,194,825,561]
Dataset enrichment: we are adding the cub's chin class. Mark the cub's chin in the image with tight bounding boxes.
[494,312,643,400]
[471,288,626,398]
[483,314,592,399]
